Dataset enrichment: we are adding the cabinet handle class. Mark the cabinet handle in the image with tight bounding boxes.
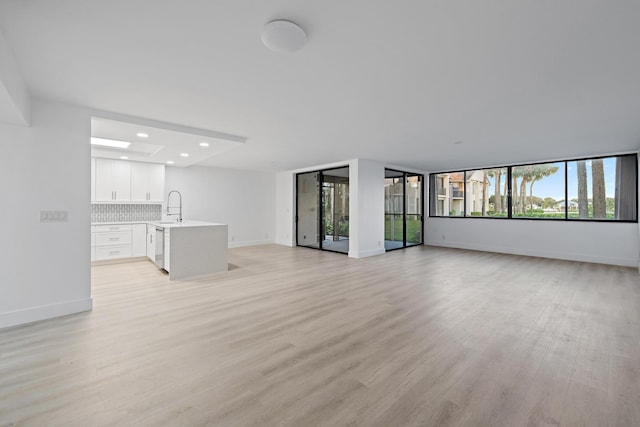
[150,235,153,243]
[108,237,119,241]
[109,251,119,255]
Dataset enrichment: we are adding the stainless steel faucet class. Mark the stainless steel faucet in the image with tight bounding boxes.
[166,190,183,222]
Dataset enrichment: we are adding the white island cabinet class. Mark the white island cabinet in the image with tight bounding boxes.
[149,221,228,280]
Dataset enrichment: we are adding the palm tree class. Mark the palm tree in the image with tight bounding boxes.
[577,161,588,218]
[511,166,530,214]
[528,165,560,210]
[487,169,503,214]
[592,159,606,218]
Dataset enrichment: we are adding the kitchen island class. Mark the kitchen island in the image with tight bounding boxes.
[148,221,228,280]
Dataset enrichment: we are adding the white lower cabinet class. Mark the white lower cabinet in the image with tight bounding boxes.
[92,223,148,262]
[95,245,132,260]
[164,229,170,272]
[132,224,147,257]
[146,224,155,261]
[95,231,131,246]
[90,226,96,261]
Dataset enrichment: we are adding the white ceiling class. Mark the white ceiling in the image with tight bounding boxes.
[0,1,639,172]
[90,117,245,167]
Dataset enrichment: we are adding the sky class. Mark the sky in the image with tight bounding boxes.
[484,157,617,201]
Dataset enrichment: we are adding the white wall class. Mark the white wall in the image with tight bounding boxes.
[349,159,386,258]
[275,171,294,246]
[164,165,276,247]
[425,218,639,267]
[0,99,91,328]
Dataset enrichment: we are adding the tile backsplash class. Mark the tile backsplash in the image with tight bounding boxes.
[92,204,162,223]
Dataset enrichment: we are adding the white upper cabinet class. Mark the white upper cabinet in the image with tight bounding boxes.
[147,164,165,202]
[113,160,131,201]
[95,159,131,201]
[131,162,165,202]
[130,162,148,202]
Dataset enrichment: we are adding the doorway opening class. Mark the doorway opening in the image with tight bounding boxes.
[296,166,350,254]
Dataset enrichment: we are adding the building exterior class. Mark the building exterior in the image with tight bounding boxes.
[436,171,489,216]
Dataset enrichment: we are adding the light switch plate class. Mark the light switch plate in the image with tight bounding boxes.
[40,210,68,222]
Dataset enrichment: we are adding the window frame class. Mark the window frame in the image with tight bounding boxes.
[428,153,638,223]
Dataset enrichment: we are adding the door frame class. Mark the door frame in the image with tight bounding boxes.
[384,168,424,251]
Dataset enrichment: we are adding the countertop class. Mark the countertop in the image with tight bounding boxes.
[146,220,227,228]
[92,220,227,228]
[92,221,150,226]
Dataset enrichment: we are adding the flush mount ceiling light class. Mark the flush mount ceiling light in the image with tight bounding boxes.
[261,20,307,53]
[90,137,131,149]
[136,132,149,138]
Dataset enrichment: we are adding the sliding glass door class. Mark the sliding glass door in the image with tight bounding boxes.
[384,169,423,250]
[321,167,350,253]
[296,166,350,254]
[297,171,320,248]
[405,173,423,246]
[384,170,404,250]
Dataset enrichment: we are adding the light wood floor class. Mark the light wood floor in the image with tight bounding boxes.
[1,245,639,426]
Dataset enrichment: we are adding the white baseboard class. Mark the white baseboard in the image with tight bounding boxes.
[91,256,148,266]
[0,298,93,330]
[275,239,295,247]
[348,247,386,259]
[228,239,275,248]
[425,240,638,268]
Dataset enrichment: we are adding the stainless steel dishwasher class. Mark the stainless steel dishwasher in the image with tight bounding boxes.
[154,226,164,268]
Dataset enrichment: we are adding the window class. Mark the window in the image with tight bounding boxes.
[511,162,565,219]
[429,173,465,216]
[567,156,637,220]
[429,154,637,222]
[464,168,508,217]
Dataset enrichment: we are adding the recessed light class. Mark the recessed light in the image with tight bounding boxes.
[180,153,189,157]
[166,160,175,165]
[120,156,128,160]
[90,137,131,149]
[199,142,210,147]
[136,132,149,138]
